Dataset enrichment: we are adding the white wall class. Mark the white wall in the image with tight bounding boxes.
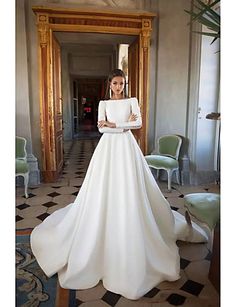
[16,0,32,154]
[70,55,111,77]
[147,0,158,153]
[64,44,115,77]
[154,0,191,144]
[25,0,42,166]
[16,0,40,185]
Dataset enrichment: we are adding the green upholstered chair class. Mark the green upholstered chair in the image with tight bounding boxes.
[16,136,29,198]
[184,192,220,291]
[184,193,220,240]
[145,135,182,191]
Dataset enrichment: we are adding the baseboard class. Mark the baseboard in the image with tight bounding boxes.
[190,170,220,185]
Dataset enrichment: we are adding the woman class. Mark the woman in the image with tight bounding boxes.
[31,69,207,300]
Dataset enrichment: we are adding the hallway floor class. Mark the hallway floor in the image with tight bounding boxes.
[16,139,220,307]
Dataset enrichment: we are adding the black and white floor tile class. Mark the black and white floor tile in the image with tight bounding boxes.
[16,138,220,307]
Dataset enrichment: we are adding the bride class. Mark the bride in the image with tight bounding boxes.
[30,68,207,300]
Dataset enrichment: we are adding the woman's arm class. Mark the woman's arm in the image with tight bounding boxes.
[97,100,124,133]
[115,98,142,130]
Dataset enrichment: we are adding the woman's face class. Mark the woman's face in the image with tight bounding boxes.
[110,76,125,96]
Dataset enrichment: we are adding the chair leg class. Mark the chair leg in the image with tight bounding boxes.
[24,173,29,198]
[176,169,181,185]
[167,169,172,191]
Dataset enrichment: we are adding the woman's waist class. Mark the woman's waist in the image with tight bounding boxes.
[102,129,131,135]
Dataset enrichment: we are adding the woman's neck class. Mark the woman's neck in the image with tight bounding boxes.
[111,94,124,100]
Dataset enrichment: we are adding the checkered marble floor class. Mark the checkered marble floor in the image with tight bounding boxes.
[16,139,220,307]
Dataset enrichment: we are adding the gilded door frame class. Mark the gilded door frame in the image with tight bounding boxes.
[32,6,155,182]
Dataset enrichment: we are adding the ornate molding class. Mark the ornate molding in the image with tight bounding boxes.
[141,19,151,50]
[37,14,50,47]
[141,30,150,50]
[32,8,156,38]
[49,17,141,29]
[142,18,151,29]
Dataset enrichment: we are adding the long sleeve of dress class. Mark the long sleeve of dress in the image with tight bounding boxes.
[98,100,124,133]
[116,98,142,129]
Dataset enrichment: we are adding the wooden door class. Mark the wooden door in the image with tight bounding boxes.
[52,34,64,175]
[128,37,139,99]
[128,37,142,148]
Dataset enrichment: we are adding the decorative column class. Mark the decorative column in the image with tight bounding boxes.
[36,13,56,182]
[140,19,151,154]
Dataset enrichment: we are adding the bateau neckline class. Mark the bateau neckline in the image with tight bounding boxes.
[107,97,133,101]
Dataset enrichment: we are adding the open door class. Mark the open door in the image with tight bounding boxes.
[128,37,142,148]
[52,34,64,177]
[128,37,139,98]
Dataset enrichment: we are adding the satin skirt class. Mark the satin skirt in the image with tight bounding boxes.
[30,131,207,300]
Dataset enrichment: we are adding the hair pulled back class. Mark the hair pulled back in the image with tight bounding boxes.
[104,68,128,100]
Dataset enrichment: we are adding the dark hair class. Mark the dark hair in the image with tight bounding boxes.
[104,68,128,100]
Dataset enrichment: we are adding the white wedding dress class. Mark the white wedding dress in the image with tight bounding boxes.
[30,98,207,300]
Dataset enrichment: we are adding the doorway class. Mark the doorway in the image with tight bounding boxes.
[32,6,155,182]
[55,31,138,142]
[71,77,105,139]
